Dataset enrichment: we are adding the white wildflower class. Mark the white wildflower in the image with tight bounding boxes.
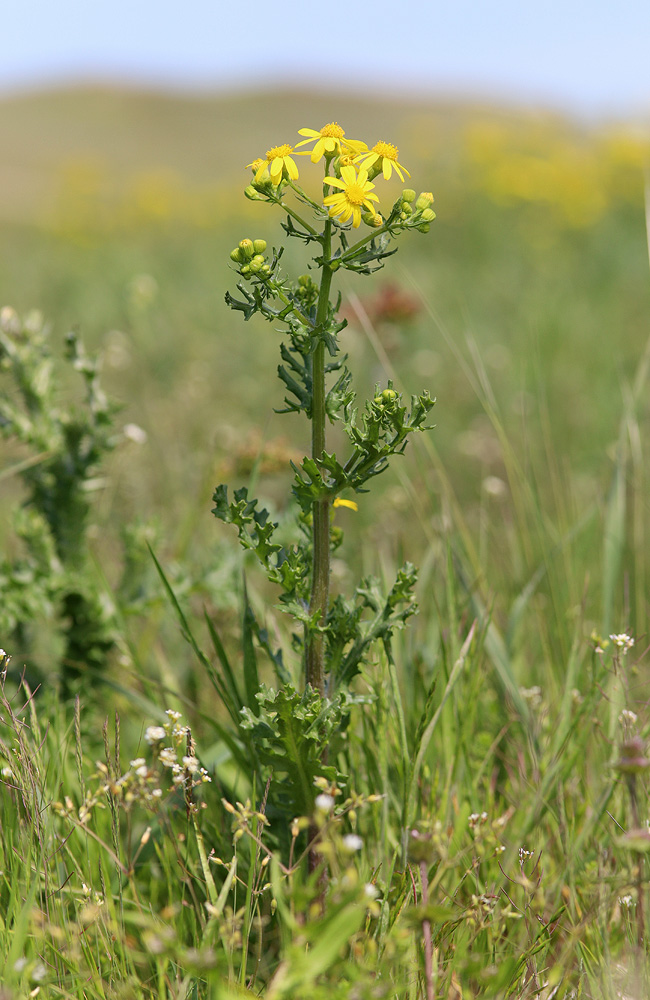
[343,834,363,852]
[123,423,148,444]
[315,793,335,812]
[144,726,167,745]
[619,709,638,726]
[182,755,199,773]
[610,633,635,653]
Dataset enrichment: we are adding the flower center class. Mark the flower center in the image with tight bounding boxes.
[373,140,398,160]
[320,122,345,138]
[345,183,366,205]
[266,144,293,160]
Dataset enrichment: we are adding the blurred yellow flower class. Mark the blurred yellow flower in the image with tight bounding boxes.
[323,165,379,227]
[247,145,299,186]
[297,122,367,163]
[355,141,410,182]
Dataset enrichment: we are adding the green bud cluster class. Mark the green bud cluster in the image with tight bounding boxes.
[229,239,271,280]
[295,274,319,308]
[373,387,398,406]
[395,189,437,234]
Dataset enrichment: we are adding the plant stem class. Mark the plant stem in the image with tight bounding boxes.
[306,218,334,697]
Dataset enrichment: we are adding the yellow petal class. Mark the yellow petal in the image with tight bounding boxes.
[333,498,358,511]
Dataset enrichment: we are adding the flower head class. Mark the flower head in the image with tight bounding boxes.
[323,165,379,228]
[355,141,411,182]
[296,122,367,163]
[247,144,299,186]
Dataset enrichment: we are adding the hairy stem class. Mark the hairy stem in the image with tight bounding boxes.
[306,218,334,697]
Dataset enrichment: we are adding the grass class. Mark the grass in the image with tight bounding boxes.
[0,85,649,997]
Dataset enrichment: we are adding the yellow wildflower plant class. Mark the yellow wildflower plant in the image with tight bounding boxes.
[247,144,299,187]
[296,122,367,163]
[323,165,379,228]
[355,141,411,182]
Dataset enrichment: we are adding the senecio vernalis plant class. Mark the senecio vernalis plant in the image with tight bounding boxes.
[214,122,435,799]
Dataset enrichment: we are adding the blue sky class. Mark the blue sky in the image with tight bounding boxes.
[4,0,650,117]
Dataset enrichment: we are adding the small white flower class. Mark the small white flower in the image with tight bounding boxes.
[152,788,163,798]
[130,758,146,769]
[520,686,542,705]
[364,883,379,899]
[145,726,167,745]
[315,793,335,812]
[32,962,47,982]
[135,765,148,778]
[343,834,363,852]
[610,633,635,653]
[159,748,177,767]
[619,709,638,726]
[619,894,635,908]
[123,423,148,444]
[182,756,199,773]
[165,709,182,722]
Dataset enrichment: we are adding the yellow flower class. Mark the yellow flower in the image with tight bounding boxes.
[296,122,367,163]
[323,165,379,228]
[355,141,411,182]
[247,144,299,186]
[333,498,358,511]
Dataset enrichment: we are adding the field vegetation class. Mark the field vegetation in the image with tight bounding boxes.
[0,86,649,998]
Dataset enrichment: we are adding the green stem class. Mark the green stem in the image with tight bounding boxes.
[341,227,390,259]
[306,217,334,697]
[270,189,318,235]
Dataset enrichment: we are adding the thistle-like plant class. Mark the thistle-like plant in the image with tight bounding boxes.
[214,123,436,812]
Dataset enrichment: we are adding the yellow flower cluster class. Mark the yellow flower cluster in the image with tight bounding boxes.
[246,122,411,228]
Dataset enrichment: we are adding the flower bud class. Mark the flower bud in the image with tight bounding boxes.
[230,248,243,263]
[248,259,263,274]
[0,306,20,334]
[421,208,436,223]
[298,274,311,287]
[244,185,264,201]
[253,239,267,254]
[417,223,431,233]
[240,265,251,276]
[260,264,271,276]
[400,202,413,216]
[416,192,434,210]
[401,189,416,203]
[382,389,397,402]
[239,239,254,258]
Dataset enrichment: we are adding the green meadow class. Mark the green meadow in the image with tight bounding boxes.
[0,86,649,997]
